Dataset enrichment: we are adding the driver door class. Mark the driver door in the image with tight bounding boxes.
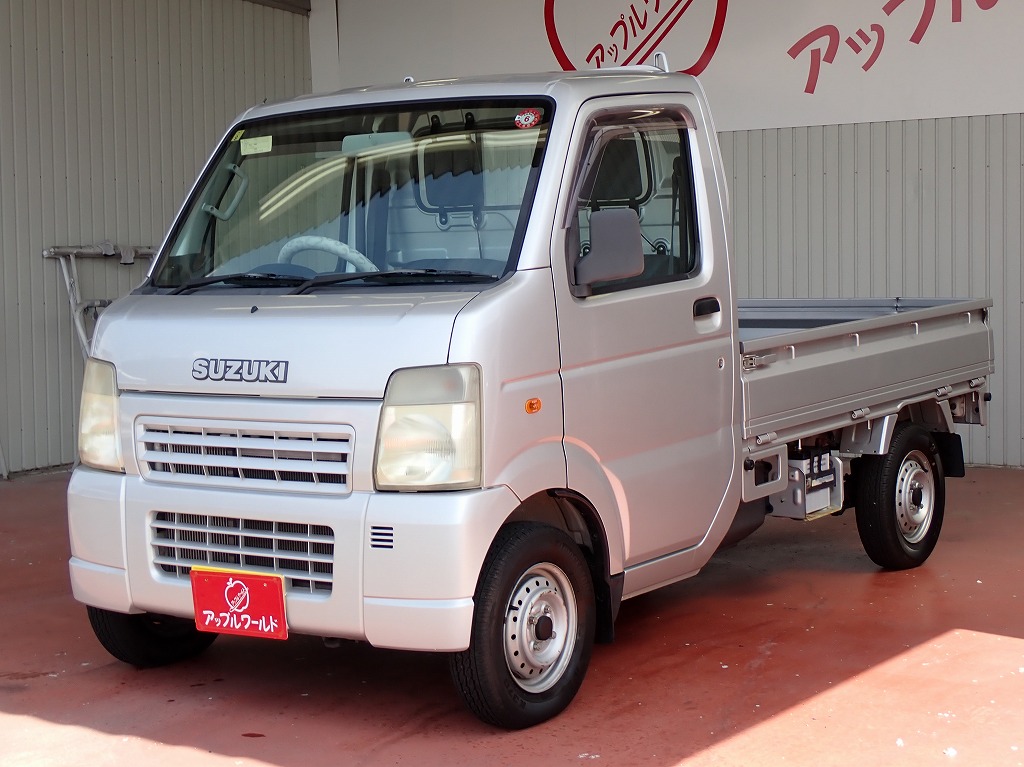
[555,100,739,573]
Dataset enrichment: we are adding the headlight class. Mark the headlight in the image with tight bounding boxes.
[78,358,124,473]
[375,365,481,491]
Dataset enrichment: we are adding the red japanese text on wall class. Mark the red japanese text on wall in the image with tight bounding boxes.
[789,0,999,95]
[545,0,728,75]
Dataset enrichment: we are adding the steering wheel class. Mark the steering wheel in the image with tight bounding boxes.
[277,236,378,272]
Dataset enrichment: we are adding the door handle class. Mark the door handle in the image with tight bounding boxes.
[693,296,721,318]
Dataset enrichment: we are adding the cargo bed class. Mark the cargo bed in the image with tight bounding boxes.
[737,298,994,448]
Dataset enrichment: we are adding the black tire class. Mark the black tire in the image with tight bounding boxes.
[855,423,945,570]
[88,606,218,668]
[449,523,596,729]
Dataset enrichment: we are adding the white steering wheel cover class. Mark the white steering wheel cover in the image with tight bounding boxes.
[278,236,378,272]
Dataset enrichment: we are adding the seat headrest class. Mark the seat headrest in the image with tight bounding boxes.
[591,137,644,206]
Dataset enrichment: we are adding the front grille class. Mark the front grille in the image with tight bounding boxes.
[152,512,335,594]
[137,418,352,494]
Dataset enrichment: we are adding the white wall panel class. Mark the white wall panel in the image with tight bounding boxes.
[0,0,310,474]
[721,114,1023,467]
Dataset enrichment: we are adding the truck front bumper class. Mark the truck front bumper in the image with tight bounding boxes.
[68,467,519,652]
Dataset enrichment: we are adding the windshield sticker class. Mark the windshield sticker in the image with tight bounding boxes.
[240,135,273,155]
[514,109,543,129]
[230,129,245,142]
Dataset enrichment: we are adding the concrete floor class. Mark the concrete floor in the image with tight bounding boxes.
[1,467,1022,767]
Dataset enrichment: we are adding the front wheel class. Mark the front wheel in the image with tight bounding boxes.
[88,606,218,668]
[449,523,596,729]
[855,423,945,570]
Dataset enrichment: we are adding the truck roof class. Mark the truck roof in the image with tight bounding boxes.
[238,67,705,122]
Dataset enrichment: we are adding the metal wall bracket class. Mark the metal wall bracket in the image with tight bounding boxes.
[43,242,155,358]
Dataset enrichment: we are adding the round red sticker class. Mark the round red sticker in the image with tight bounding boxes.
[514,109,543,129]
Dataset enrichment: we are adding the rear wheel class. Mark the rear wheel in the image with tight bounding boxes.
[449,523,596,729]
[855,423,945,569]
[88,606,218,668]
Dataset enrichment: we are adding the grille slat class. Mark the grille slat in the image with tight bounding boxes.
[137,418,353,494]
[151,512,335,595]
[139,430,350,454]
[141,450,346,473]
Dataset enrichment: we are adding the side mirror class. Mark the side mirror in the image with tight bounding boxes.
[573,208,644,296]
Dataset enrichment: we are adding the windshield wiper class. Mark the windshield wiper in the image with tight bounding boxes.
[289,269,497,295]
[168,271,308,295]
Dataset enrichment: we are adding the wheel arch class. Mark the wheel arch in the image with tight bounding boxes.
[504,489,622,644]
[905,401,965,477]
[842,401,965,478]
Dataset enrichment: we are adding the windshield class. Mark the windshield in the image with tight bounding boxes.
[150,100,552,291]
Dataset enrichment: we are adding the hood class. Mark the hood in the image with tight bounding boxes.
[92,291,477,398]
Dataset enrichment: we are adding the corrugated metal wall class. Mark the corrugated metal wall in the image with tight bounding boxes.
[0,0,311,474]
[2,2,1018,472]
[720,115,1022,467]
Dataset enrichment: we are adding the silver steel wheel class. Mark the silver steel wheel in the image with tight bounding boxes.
[451,523,596,729]
[856,423,946,570]
[895,449,935,544]
[504,562,578,694]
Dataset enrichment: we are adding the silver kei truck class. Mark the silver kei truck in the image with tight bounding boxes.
[68,62,994,729]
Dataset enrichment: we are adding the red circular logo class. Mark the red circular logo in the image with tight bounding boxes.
[544,0,728,76]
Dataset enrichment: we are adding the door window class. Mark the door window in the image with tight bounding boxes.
[570,110,701,295]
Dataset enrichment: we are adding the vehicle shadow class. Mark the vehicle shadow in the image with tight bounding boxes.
[0,467,1020,766]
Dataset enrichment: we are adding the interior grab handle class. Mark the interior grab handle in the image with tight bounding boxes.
[202,163,249,221]
[693,296,721,318]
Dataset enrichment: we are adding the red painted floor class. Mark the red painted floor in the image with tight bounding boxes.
[0,467,1021,766]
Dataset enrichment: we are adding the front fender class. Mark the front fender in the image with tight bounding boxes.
[493,438,568,503]
[561,439,627,576]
